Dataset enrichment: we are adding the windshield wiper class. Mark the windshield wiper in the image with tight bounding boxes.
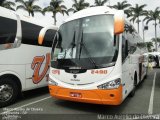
[70,30,76,58]
[79,31,98,68]
[97,62,116,68]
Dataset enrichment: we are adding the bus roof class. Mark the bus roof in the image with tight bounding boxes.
[0,6,55,28]
[64,6,124,23]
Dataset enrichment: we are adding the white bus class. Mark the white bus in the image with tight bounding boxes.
[0,7,57,107]
[144,52,160,67]
[40,6,148,105]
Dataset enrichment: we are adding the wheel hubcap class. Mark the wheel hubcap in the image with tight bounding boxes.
[0,84,13,102]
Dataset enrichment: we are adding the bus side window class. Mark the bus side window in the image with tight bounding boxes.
[21,21,41,46]
[122,36,126,62]
[122,35,128,62]
[125,40,128,57]
[0,16,17,50]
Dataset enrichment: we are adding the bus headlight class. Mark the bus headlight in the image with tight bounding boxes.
[48,77,58,86]
[97,78,121,89]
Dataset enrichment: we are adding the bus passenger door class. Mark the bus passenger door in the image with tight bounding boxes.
[122,38,132,97]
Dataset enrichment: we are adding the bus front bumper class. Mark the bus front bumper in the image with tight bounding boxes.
[48,85,122,105]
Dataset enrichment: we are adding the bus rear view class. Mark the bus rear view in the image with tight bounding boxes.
[48,6,147,105]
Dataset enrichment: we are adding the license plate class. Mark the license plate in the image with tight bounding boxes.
[70,92,82,98]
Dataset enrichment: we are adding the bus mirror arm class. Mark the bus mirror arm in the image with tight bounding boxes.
[38,26,57,45]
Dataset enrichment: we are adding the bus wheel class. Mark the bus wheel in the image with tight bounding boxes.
[144,67,148,79]
[0,77,18,107]
[129,74,137,97]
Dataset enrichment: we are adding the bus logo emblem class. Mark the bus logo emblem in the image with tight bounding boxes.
[73,75,77,78]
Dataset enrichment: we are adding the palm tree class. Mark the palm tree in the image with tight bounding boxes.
[129,4,147,33]
[68,0,90,13]
[0,0,15,11]
[112,1,131,10]
[144,7,160,51]
[43,0,68,25]
[93,0,108,6]
[15,0,43,17]
[111,1,131,17]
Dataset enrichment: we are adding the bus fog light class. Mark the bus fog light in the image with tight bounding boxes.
[48,77,58,86]
[97,78,121,89]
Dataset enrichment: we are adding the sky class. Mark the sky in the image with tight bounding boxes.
[8,0,160,42]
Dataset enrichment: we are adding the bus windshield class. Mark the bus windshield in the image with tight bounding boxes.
[51,15,119,69]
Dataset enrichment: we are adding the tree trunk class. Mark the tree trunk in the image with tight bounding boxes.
[137,17,140,33]
[31,12,34,17]
[155,20,158,51]
[53,13,57,25]
[142,20,145,43]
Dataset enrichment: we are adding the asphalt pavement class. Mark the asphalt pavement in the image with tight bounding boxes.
[0,68,160,120]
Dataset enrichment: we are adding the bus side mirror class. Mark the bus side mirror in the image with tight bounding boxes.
[38,26,58,45]
[114,11,125,34]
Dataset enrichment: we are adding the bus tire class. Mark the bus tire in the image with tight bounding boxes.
[144,73,148,79]
[144,67,148,79]
[129,73,137,97]
[0,77,19,108]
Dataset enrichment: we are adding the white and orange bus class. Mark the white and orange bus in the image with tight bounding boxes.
[0,7,57,107]
[40,6,148,105]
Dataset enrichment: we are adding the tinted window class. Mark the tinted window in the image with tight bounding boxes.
[21,21,56,47]
[122,35,127,62]
[124,23,137,54]
[0,16,17,44]
[21,21,42,46]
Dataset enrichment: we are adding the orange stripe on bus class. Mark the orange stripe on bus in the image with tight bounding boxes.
[114,17,124,34]
[38,35,44,45]
[49,85,123,105]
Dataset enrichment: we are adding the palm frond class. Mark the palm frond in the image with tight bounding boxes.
[72,0,89,11]
[112,0,131,10]
[130,16,137,23]
[32,5,42,10]
[15,0,25,6]
[102,0,108,5]
[139,4,147,10]
[16,5,27,11]
[61,10,68,16]
[60,5,67,9]
[1,0,15,10]
[34,9,44,15]
[68,8,76,13]
[94,0,108,6]
[30,0,38,5]
[146,18,154,24]
[43,6,53,13]
[3,1,15,6]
